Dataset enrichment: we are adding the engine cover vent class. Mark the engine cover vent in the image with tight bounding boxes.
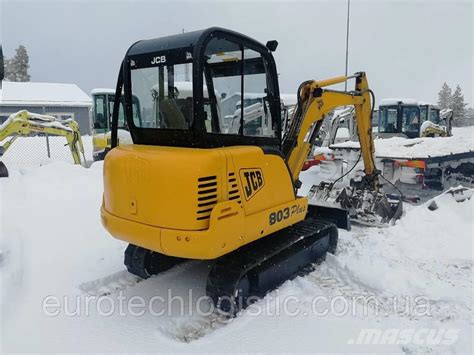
[196,175,218,220]
[227,172,241,204]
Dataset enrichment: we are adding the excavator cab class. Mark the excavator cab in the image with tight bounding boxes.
[378,99,449,138]
[114,27,281,148]
[378,100,421,138]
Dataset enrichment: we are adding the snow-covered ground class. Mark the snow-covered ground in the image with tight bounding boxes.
[1,159,472,353]
[0,136,92,170]
[0,135,93,170]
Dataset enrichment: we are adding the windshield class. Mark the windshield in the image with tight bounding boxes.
[401,106,420,134]
[430,108,441,124]
[131,62,193,129]
[420,106,428,122]
[93,95,107,130]
[205,38,276,137]
[378,106,398,133]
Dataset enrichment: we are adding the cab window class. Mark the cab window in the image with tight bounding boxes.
[94,95,107,129]
[131,63,193,130]
[402,106,420,135]
[203,37,276,137]
[108,96,127,129]
[420,106,428,122]
[242,47,274,137]
[379,106,398,133]
[430,109,441,124]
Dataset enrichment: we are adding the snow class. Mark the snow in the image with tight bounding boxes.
[378,98,439,109]
[0,81,92,107]
[90,88,116,95]
[379,98,420,106]
[94,129,133,147]
[0,136,93,170]
[330,126,474,159]
[1,159,472,353]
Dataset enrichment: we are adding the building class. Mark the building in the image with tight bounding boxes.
[0,81,92,134]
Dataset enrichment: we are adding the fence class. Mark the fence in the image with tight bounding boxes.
[0,134,93,171]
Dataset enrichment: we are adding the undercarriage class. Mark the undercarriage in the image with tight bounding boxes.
[124,217,338,314]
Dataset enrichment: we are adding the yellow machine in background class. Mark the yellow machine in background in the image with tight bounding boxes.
[101,28,398,312]
[378,99,453,138]
[0,110,86,177]
[91,89,138,161]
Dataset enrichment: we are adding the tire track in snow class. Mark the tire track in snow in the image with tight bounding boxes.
[313,254,472,323]
[78,270,143,296]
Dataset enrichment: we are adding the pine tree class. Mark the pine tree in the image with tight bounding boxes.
[450,85,468,118]
[437,82,452,109]
[5,45,31,82]
[4,58,13,80]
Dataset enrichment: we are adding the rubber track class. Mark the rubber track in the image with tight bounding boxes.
[206,217,337,313]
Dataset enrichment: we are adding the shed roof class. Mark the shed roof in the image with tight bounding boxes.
[0,81,92,107]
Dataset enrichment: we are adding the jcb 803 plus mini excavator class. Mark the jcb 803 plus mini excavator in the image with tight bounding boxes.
[100,28,399,312]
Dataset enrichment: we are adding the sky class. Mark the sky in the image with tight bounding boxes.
[1,0,472,106]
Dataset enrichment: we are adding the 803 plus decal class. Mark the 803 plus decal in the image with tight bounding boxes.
[269,204,306,225]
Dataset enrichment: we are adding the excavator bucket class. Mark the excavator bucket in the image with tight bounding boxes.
[308,182,403,227]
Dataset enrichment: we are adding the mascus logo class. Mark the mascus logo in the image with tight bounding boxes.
[240,168,264,201]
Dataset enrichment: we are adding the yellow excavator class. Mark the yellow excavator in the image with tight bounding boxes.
[0,110,86,177]
[100,28,400,313]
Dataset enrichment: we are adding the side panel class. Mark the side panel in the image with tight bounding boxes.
[102,144,303,259]
[103,145,227,231]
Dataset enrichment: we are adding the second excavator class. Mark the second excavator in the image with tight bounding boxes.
[100,28,400,313]
[0,110,86,177]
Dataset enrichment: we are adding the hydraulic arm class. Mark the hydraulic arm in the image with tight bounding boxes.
[0,110,86,177]
[283,72,376,184]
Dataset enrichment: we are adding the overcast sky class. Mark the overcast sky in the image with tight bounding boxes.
[2,0,472,106]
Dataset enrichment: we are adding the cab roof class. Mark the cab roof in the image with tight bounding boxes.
[126,27,270,57]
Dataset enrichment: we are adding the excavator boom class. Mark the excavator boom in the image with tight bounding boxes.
[281,73,401,226]
[283,73,376,183]
[0,110,86,177]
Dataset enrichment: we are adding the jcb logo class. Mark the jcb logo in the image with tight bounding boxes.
[151,55,166,65]
[240,168,264,201]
